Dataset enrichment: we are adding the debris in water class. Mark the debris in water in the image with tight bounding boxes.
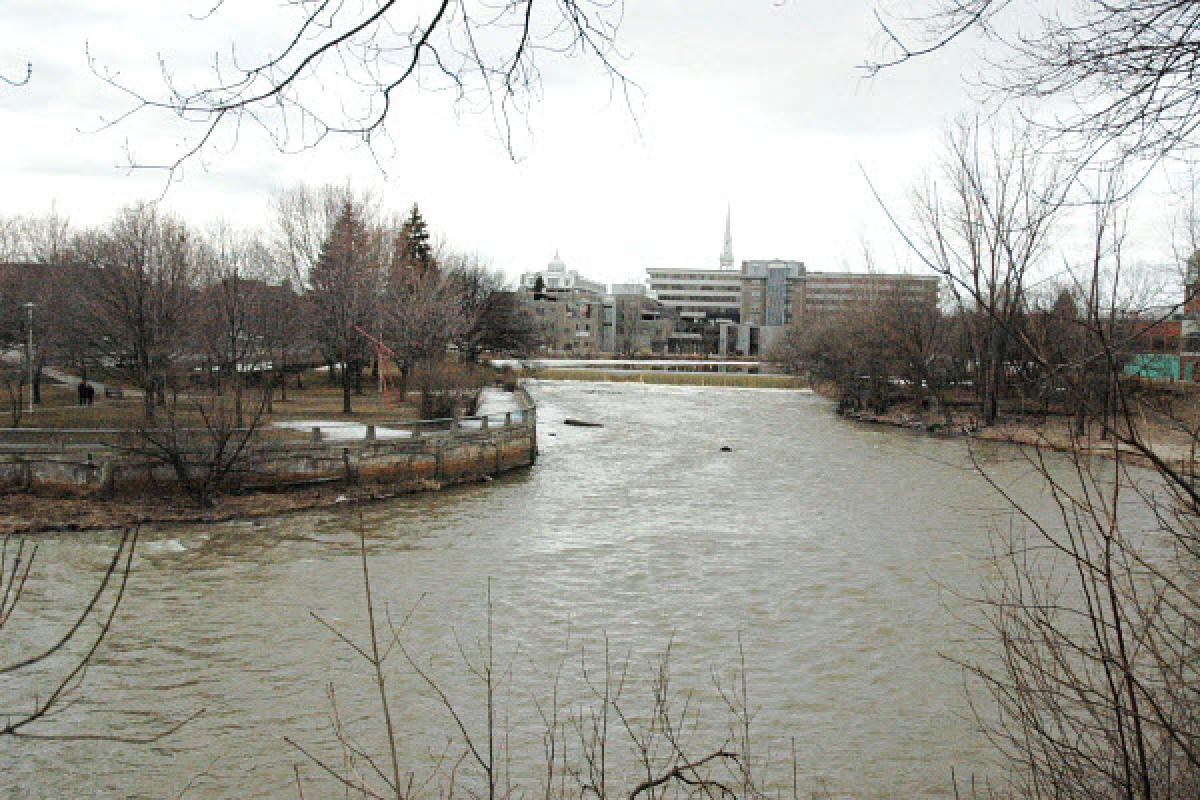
[564,418,603,428]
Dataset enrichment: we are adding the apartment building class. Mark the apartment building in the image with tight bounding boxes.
[727,262,940,356]
[739,260,806,326]
[603,284,678,355]
[803,271,939,318]
[645,268,743,322]
[521,289,604,354]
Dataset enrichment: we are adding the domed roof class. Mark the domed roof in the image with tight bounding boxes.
[547,251,567,272]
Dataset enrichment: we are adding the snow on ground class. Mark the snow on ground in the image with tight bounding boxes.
[272,420,412,441]
[462,388,526,429]
[491,358,763,368]
[273,389,525,439]
[475,387,522,415]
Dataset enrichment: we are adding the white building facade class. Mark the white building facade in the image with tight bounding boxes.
[519,252,606,295]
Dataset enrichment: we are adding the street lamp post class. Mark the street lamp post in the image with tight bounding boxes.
[23,302,35,414]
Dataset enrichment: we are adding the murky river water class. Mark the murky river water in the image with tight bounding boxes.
[3,381,1070,798]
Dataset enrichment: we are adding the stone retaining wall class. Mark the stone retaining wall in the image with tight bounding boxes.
[0,393,537,497]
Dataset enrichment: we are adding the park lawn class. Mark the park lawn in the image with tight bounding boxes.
[13,382,420,431]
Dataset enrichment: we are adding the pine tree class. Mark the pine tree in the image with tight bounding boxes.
[311,200,374,413]
[394,203,434,274]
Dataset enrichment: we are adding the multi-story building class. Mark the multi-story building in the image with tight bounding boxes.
[803,271,939,319]
[521,290,604,354]
[516,253,606,354]
[602,284,678,355]
[739,260,806,327]
[726,263,940,356]
[646,206,743,334]
[645,268,743,324]
[519,252,606,296]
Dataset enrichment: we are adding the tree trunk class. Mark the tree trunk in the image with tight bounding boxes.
[234,375,244,429]
[32,362,43,406]
[398,363,410,400]
[277,358,288,402]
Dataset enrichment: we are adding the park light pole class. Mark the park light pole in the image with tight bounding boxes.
[23,302,35,414]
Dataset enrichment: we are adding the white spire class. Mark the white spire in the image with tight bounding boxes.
[720,204,734,270]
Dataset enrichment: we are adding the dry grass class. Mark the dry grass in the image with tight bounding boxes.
[9,381,421,432]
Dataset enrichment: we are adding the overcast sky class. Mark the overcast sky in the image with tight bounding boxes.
[0,1,1181,286]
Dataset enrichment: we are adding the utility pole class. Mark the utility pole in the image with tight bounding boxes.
[23,302,35,414]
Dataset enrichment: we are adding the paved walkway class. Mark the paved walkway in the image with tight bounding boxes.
[41,366,143,398]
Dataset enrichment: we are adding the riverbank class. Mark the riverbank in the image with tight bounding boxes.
[0,474,500,535]
[840,396,1196,472]
[0,387,536,535]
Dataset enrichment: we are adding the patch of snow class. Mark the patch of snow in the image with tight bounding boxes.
[273,420,412,440]
[145,539,187,554]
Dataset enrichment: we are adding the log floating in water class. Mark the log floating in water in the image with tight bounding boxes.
[563,418,603,428]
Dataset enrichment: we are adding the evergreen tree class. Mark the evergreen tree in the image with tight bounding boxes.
[311,200,374,413]
[394,203,434,274]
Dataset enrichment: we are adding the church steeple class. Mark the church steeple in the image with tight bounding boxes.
[720,204,734,270]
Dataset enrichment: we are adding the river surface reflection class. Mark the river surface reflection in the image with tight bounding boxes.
[3,381,1060,798]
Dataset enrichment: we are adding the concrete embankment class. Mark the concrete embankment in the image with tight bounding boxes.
[0,388,538,533]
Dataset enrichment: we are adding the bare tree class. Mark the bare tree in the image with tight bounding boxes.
[194,225,277,427]
[273,183,382,414]
[870,118,1064,426]
[254,273,310,411]
[89,1,632,176]
[881,140,1200,798]
[960,343,1200,799]
[2,529,136,737]
[75,204,198,419]
[866,1,1200,165]
[123,386,272,508]
[383,262,473,417]
[442,252,505,361]
[0,210,87,405]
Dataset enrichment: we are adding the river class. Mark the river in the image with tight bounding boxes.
[2,381,1060,798]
